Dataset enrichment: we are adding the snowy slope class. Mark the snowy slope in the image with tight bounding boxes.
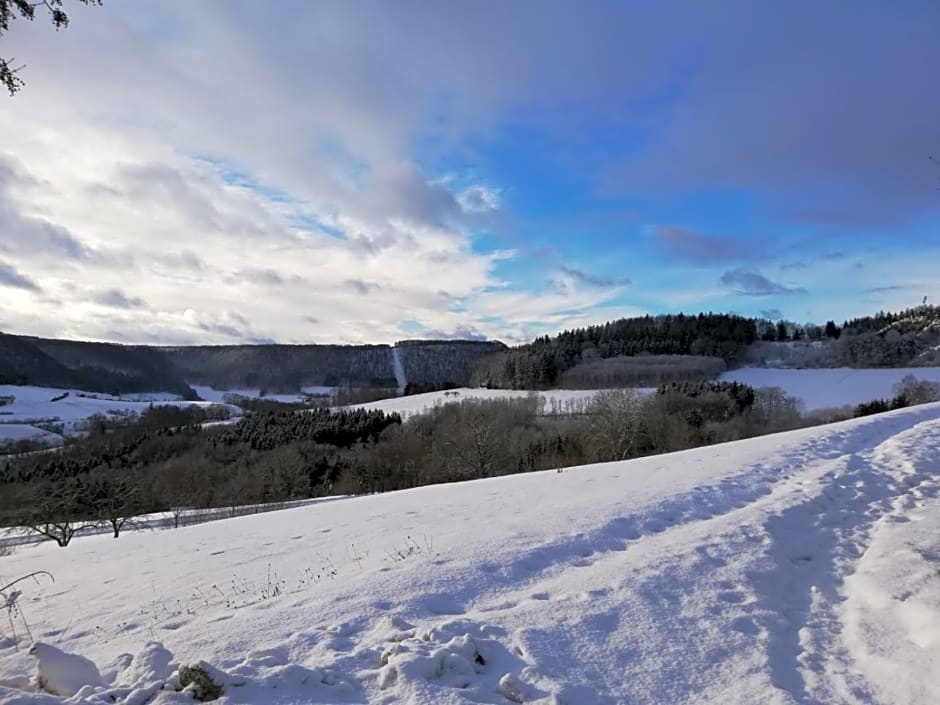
[0,424,65,447]
[720,366,940,410]
[2,404,939,704]
[190,386,334,404]
[0,385,239,448]
[343,387,616,419]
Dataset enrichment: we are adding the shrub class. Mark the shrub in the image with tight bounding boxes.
[854,399,892,417]
[178,664,224,702]
[893,374,940,406]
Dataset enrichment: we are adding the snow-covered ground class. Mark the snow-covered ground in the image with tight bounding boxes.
[720,367,940,410]
[1,404,938,704]
[0,385,239,449]
[190,386,334,404]
[0,424,65,448]
[390,347,407,396]
[343,387,618,419]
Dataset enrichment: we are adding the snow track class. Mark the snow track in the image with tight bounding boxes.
[2,405,939,704]
[390,346,407,395]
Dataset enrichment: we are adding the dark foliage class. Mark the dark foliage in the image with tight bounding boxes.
[404,381,458,396]
[217,408,401,451]
[472,313,757,389]
[657,381,757,414]
[0,334,505,397]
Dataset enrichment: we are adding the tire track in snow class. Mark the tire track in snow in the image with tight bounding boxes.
[744,414,940,705]
[469,406,940,612]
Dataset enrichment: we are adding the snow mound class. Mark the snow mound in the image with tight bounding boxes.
[31,643,103,697]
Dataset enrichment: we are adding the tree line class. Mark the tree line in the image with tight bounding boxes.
[470,313,759,389]
[0,381,815,546]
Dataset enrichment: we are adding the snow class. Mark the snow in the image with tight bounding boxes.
[2,403,939,703]
[720,366,940,410]
[31,643,103,698]
[0,425,64,447]
[190,386,334,404]
[0,385,239,450]
[343,387,618,418]
[390,347,407,395]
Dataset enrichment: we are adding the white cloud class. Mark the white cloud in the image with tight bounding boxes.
[457,185,501,214]
[0,2,668,345]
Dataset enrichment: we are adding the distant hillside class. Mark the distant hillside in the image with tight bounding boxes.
[161,344,397,391]
[0,333,197,398]
[834,305,940,366]
[0,334,507,396]
[395,340,507,388]
[2,305,936,396]
[471,313,758,389]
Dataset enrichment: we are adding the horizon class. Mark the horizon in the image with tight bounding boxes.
[2,2,938,346]
[2,303,924,350]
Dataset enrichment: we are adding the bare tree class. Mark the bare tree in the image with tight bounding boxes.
[21,481,90,546]
[82,471,145,538]
[441,402,500,479]
[587,389,644,461]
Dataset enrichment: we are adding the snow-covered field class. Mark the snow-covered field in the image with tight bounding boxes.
[190,386,335,404]
[344,387,616,419]
[2,404,938,704]
[720,367,940,410]
[0,386,239,449]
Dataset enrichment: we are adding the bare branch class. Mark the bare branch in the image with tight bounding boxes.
[0,571,54,594]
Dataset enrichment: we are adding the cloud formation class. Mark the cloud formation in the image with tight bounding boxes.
[656,226,751,264]
[1,2,938,342]
[558,266,631,289]
[719,269,806,297]
[0,260,40,292]
[90,288,146,309]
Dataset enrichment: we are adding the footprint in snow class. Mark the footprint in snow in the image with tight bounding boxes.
[717,590,748,604]
[730,616,761,636]
[422,594,466,616]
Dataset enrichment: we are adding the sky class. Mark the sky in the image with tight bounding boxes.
[1,1,938,346]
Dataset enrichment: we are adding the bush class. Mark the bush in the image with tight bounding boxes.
[178,664,224,701]
[854,399,893,417]
[893,374,940,406]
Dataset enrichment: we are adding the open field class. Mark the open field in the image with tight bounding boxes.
[720,367,940,411]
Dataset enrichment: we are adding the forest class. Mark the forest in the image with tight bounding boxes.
[469,313,760,389]
[3,305,938,400]
[0,334,505,397]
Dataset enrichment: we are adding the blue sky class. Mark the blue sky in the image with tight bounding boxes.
[0,1,938,345]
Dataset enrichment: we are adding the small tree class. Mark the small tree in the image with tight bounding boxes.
[588,389,644,461]
[81,471,144,538]
[21,480,89,547]
[893,375,940,406]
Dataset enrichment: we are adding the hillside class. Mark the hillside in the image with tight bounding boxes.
[0,334,505,397]
[1,405,938,704]
[3,305,939,398]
